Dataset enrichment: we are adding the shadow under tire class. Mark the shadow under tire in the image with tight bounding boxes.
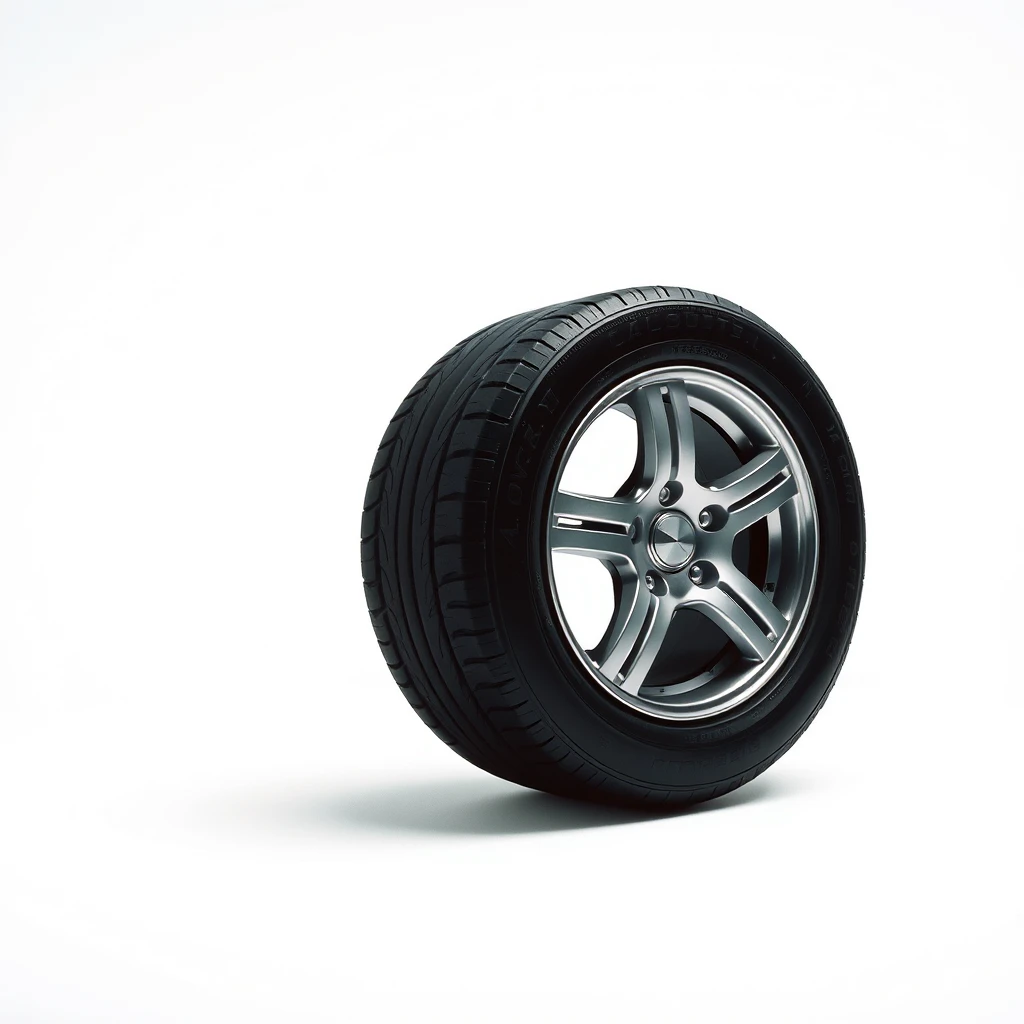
[361,287,865,807]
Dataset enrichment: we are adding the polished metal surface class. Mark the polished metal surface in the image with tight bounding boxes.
[649,511,696,570]
[546,367,818,721]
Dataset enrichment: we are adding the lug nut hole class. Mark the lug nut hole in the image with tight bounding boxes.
[697,504,727,531]
[644,570,668,596]
[688,561,718,588]
[658,481,684,506]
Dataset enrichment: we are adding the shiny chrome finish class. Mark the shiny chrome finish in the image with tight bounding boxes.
[649,511,696,571]
[546,367,818,721]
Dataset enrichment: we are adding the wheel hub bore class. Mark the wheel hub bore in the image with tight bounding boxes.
[649,511,696,571]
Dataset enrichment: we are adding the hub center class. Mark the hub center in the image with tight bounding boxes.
[649,511,696,571]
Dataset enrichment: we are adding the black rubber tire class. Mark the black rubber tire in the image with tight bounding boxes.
[361,287,865,807]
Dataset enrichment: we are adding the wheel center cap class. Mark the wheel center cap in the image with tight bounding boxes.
[649,511,696,570]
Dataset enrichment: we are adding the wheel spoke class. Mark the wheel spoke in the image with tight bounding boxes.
[626,381,696,490]
[728,474,798,535]
[720,566,788,640]
[550,489,635,561]
[589,572,648,679]
[553,490,635,528]
[709,447,797,533]
[618,595,676,695]
[685,567,787,661]
[590,580,676,692]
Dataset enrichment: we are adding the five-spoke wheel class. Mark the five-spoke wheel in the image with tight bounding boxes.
[547,367,818,720]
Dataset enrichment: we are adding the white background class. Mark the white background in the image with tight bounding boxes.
[1,1,1022,1020]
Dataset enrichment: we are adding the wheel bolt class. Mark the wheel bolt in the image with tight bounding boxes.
[658,486,671,504]
[645,572,656,591]
[698,509,713,528]
[688,564,704,585]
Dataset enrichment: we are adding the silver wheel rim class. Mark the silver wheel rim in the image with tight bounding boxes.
[545,367,818,721]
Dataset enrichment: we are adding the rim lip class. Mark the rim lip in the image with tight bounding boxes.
[543,365,819,723]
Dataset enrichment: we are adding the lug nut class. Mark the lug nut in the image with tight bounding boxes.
[658,486,671,504]
[767,632,777,644]
[698,509,713,528]
[645,572,656,591]
[688,564,704,585]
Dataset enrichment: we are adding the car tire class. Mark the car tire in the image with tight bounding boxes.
[361,287,865,807]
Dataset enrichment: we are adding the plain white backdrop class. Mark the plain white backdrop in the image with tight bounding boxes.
[1,1,1022,1020]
